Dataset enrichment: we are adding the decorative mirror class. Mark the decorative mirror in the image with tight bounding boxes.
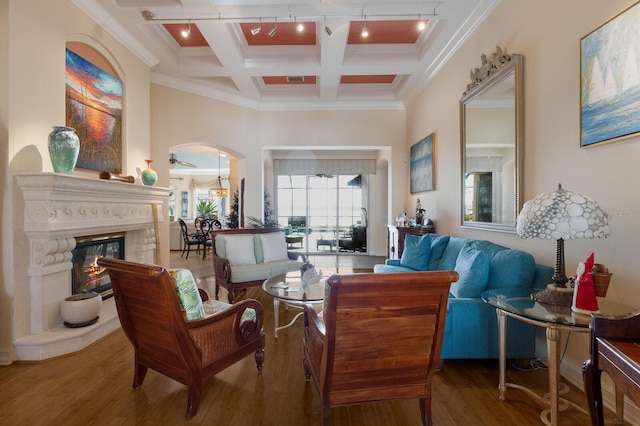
[460,47,523,232]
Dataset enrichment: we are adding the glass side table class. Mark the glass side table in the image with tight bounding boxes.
[262,272,325,338]
[482,287,633,426]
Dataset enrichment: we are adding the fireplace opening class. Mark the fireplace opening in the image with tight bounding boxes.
[72,234,125,299]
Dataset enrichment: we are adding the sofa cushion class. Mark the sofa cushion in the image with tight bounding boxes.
[224,235,257,265]
[268,259,303,276]
[230,263,271,283]
[170,268,205,321]
[451,246,490,298]
[260,232,289,263]
[214,234,226,258]
[400,233,431,270]
[437,237,471,271]
[253,234,264,263]
[373,264,417,273]
[427,234,451,270]
[487,249,536,290]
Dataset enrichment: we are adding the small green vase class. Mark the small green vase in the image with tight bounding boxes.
[141,159,158,186]
[48,126,80,174]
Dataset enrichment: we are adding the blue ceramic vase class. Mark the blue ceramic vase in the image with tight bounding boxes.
[48,126,80,174]
[141,159,158,186]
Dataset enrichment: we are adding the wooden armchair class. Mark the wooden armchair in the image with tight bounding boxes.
[303,270,458,426]
[583,311,640,425]
[97,258,265,419]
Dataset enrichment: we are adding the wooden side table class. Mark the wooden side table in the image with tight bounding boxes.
[386,222,435,259]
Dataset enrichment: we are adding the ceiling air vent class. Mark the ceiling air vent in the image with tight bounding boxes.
[286,76,304,83]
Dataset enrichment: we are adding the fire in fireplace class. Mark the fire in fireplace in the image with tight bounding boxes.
[72,234,125,299]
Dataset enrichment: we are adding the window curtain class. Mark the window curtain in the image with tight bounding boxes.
[190,178,220,190]
[273,159,376,175]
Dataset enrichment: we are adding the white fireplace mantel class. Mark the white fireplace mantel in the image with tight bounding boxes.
[11,173,169,361]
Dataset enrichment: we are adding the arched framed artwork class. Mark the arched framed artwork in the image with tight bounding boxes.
[65,43,123,173]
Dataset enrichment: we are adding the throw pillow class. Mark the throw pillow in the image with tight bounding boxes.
[224,235,257,265]
[260,232,289,263]
[170,268,205,321]
[451,246,490,298]
[400,233,431,271]
[427,234,450,270]
[203,299,257,324]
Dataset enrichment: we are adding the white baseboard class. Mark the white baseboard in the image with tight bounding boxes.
[0,347,15,365]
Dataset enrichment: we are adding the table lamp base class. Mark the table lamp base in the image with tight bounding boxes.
[531,284,574,307]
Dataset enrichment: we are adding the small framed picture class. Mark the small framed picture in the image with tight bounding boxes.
[410,133,434,193]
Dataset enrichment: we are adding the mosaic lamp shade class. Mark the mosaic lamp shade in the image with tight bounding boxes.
[516,184,610,289]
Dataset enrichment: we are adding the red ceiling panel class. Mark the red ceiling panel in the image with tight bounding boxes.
[341,75,396,84]
[263,76,317,85]
[347,20,426,44]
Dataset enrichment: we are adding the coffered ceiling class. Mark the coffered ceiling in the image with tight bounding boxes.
[76,0,498,110]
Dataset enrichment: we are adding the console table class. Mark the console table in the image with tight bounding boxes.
[386,222,435,259]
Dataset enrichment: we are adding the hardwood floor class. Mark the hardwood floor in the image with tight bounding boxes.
[0,252,622,425]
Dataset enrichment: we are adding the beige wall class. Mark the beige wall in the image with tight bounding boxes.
[1,0,152,362]
[151,84,406,255]
[407,0,640,404]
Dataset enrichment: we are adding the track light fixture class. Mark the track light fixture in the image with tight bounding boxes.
[181,18,191,38]
[268,17,277,37]
[324,16,332,36]
[141,9,439,25]
[251,17,261,35]
[417,15,427,31]
[361,19,369,38]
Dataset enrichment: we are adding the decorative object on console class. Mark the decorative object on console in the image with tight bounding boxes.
[415,197,426,225]
[60,291,102,328]
[141,159,158,186]
[48,126,80,174]
[592,263,612,297]
[572,253,599,314]
[516,184,610,307]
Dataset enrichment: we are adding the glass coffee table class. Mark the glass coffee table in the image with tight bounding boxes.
[262,272,325,338]
[482,287,633,426]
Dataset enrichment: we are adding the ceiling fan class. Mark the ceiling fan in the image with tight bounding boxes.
[169,153,196,168]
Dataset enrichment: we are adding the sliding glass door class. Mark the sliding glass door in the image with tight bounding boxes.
[276,174,366,254]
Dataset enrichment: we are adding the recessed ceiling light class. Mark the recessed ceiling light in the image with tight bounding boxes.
[418,21,427,31]
[297,23,304,32]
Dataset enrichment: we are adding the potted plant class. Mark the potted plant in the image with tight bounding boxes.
[196,199,218,219]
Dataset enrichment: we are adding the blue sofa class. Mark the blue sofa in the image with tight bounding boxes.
[374,234,553,360]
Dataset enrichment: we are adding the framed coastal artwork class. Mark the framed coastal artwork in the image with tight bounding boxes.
[580,1,640,147]
[410,133,434,193]
[65,47,123,172]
